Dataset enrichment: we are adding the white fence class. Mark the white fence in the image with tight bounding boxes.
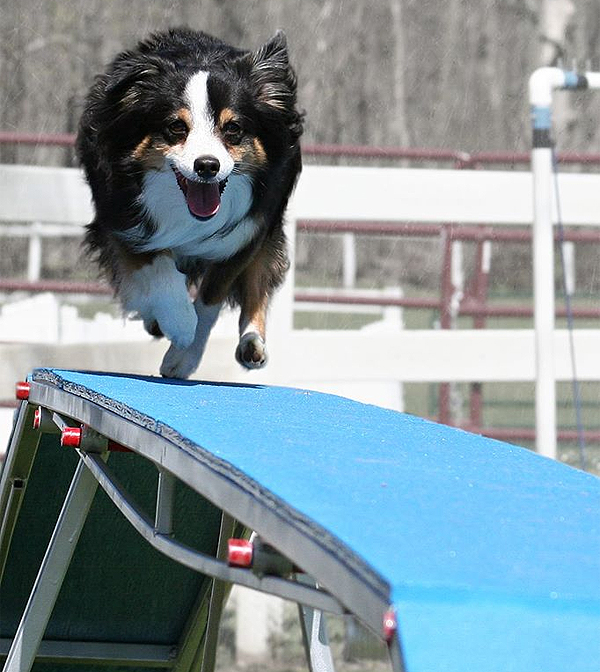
[1,160,600,664]
[2,163,600,456]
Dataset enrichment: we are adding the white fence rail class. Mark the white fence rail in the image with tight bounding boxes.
[3,163,600,225]
[1,164,600,456]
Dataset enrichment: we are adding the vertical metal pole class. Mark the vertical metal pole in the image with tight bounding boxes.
[154,468,175,536]
[198,512,236,672]
[529,69,600,460]
[296,575,336,672]
[529,68,567,459]
[3,457,101,672]
[532,145,557,458]
[0,402,42,585]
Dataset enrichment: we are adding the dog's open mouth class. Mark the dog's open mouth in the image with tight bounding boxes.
[172,167,227,219]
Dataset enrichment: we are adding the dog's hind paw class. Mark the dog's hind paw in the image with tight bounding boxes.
[235,333,267,369]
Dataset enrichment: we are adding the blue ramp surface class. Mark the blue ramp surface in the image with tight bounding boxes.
[25,369,600,671]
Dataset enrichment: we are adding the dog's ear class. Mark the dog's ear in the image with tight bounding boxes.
[248,31,298,112]
[105,55,167,98]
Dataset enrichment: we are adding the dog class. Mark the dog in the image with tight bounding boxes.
[77,28,303,378]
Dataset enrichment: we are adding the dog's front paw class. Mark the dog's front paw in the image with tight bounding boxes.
[236,333,268,369]
[155,301,197,349]
[160,342,202,379]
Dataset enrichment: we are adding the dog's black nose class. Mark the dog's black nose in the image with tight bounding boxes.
[194,155,220,179]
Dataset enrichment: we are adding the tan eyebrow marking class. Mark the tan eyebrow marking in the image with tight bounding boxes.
[219,107,237,127]
[177,107,193,129]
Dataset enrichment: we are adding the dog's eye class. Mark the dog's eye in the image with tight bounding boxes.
[166,119,188,138]
[222,120,244,143]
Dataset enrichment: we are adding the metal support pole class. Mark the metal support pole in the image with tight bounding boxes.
[531,145,557,458]
[3,457,101,672]
[297,575,336,672]
[154,468,175,536]
[0,402,42,584]
[529,67,600,458]
[198,512,236,672]
[529,67,569,459]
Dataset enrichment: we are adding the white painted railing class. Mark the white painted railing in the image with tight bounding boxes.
[1,163,600,454]
[3,162,600,226]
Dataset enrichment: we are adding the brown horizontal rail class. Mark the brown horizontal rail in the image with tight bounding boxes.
[2,132,600,167]
[0,132,78,147]
[460,425,600,444]
[0,279,111,295]
[295,292,440,310]
[297,220,600,243]
[1,281,599,319]
[295,291,600,318]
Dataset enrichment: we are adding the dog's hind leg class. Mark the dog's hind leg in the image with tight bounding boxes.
[159,298,222,379]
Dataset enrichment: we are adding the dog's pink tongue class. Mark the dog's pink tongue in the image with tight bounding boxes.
[186,181,221,218]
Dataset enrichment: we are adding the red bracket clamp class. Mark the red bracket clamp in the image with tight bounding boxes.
[59,424,131,453]
[228,538,254,568]
[15,381,31,400]
[61,426,82,447]
[383,608,397,642]
[227,537,296,577]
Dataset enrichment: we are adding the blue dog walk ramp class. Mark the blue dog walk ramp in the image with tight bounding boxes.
[1,368,599,672]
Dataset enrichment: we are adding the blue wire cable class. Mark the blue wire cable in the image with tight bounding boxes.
[551,150,587,470]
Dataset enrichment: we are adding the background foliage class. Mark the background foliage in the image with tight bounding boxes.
[2,0,600,165]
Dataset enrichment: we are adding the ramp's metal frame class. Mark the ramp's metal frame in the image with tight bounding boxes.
[0,380,400,672]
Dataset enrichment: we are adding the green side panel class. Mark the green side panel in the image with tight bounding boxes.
[1,433,223,669]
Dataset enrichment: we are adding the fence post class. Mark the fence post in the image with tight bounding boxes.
[342,233,357,288]
[469,239,492,432]
[438,228,454,425]
[27,223,43,282]
[563,241,575,296]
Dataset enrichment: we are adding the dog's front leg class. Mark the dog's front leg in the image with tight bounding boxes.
[160,298,222,379]
[198,229,287,370]
[236,293,269,369]
[199,246,269,369]
[119,252,197,349]
[199,254,269,369]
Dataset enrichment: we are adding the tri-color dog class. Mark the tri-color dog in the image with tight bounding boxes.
[77,28,303,378]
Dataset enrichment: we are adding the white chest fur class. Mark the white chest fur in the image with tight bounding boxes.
[132,169,257,261]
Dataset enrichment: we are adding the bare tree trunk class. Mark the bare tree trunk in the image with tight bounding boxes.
[1,0,599,158]
[389,0,411,146]
[538,0,575,66]
[0,3,26,163]
[538,0,577,149]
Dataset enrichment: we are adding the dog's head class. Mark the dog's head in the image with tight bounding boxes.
[90,30,302,220]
